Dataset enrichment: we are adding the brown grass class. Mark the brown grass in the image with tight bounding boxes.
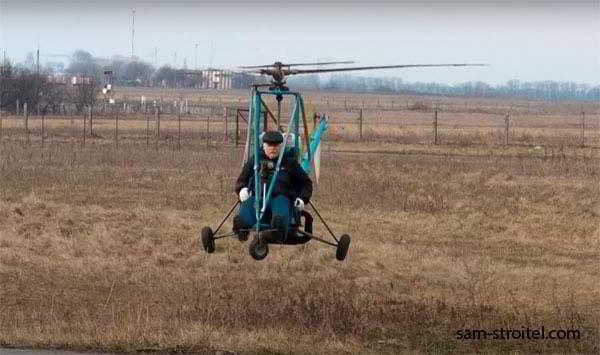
[0,90,599,354]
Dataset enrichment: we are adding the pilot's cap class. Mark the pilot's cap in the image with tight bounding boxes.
[263,130,284,145]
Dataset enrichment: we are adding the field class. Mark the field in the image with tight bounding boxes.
[0,88,599,354]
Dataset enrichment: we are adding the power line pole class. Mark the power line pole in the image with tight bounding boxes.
[36,43,40,116]
[131,8,135,60]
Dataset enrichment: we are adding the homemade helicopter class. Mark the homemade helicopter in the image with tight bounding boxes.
[200,60,485,261]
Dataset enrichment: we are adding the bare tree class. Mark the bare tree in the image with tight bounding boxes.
[0,59,15,112]
[69,76,100,134]
[39,81,67,114]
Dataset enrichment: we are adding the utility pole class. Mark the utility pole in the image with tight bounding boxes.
[36,44,40,116]
[195,43,199,69]
[209,41,214,68]
[131,8,136,60]
[0,52,3,140]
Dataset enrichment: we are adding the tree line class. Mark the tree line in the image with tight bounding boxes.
[1,49,598,115]
[288,74,600,101]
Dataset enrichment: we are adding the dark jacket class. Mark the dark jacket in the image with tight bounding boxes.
[235,148,313,204]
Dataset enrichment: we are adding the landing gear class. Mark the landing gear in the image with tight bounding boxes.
[233,215,249,242]
[249,233,269,260]
[336,234,351,261]
[201,226,215,253]
[200,201,351,262]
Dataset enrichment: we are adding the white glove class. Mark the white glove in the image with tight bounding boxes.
[294,198,305,211]
[239,187,251,202]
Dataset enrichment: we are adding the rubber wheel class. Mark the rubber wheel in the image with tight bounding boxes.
[249,233,269,261]
[336,234,351,261]
[201,226,215,253]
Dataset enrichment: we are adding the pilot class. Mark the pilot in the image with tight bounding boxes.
[233,130,312,241]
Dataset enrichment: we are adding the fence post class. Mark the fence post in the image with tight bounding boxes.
[70,108,75,141]
[41,111,45,151]
[145,105,149,148]
[224,107,228,143]
[206,115,210,146]
[115,105,119,149]
[178,103,182,151]
[16,99,20,115]
[358,109,363,140]
[155,105,160,150]
[235,110,239,146]
[581,111,585,147]
[504,113,510,146]
[0,95,3,140]
[433,108,438,145]
[82,108,86,147]
[89,105,93,135]
[24,102,29,144]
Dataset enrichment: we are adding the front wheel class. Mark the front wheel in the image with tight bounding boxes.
[336,234,351,261]
[249,233,269,261]
[201,226,215,253]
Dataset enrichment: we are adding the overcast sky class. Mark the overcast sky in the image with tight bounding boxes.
[0,0,598,85]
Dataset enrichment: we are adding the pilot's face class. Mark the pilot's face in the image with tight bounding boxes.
[263,143,280,159]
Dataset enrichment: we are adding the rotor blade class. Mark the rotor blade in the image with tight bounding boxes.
[238,64,274,69]
[239,60,355,69]
[284,61,356,67]
[287,63,487,75]
[241,70,270,75]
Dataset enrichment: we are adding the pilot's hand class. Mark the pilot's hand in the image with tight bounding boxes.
[239,187,251,202]
[294,198,305,211]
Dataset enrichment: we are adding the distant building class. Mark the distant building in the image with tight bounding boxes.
[48,73,68,85]
[71,75,92,85]
[198,68,233,90]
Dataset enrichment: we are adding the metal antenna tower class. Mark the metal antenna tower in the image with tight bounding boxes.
[131,8,135,60]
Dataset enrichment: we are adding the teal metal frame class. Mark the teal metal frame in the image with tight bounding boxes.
[247,86,329,234]
[251,88,303,230]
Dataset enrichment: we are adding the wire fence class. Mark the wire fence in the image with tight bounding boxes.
[1,98,599,153]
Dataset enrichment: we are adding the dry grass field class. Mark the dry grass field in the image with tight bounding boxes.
[0,88,599,354]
